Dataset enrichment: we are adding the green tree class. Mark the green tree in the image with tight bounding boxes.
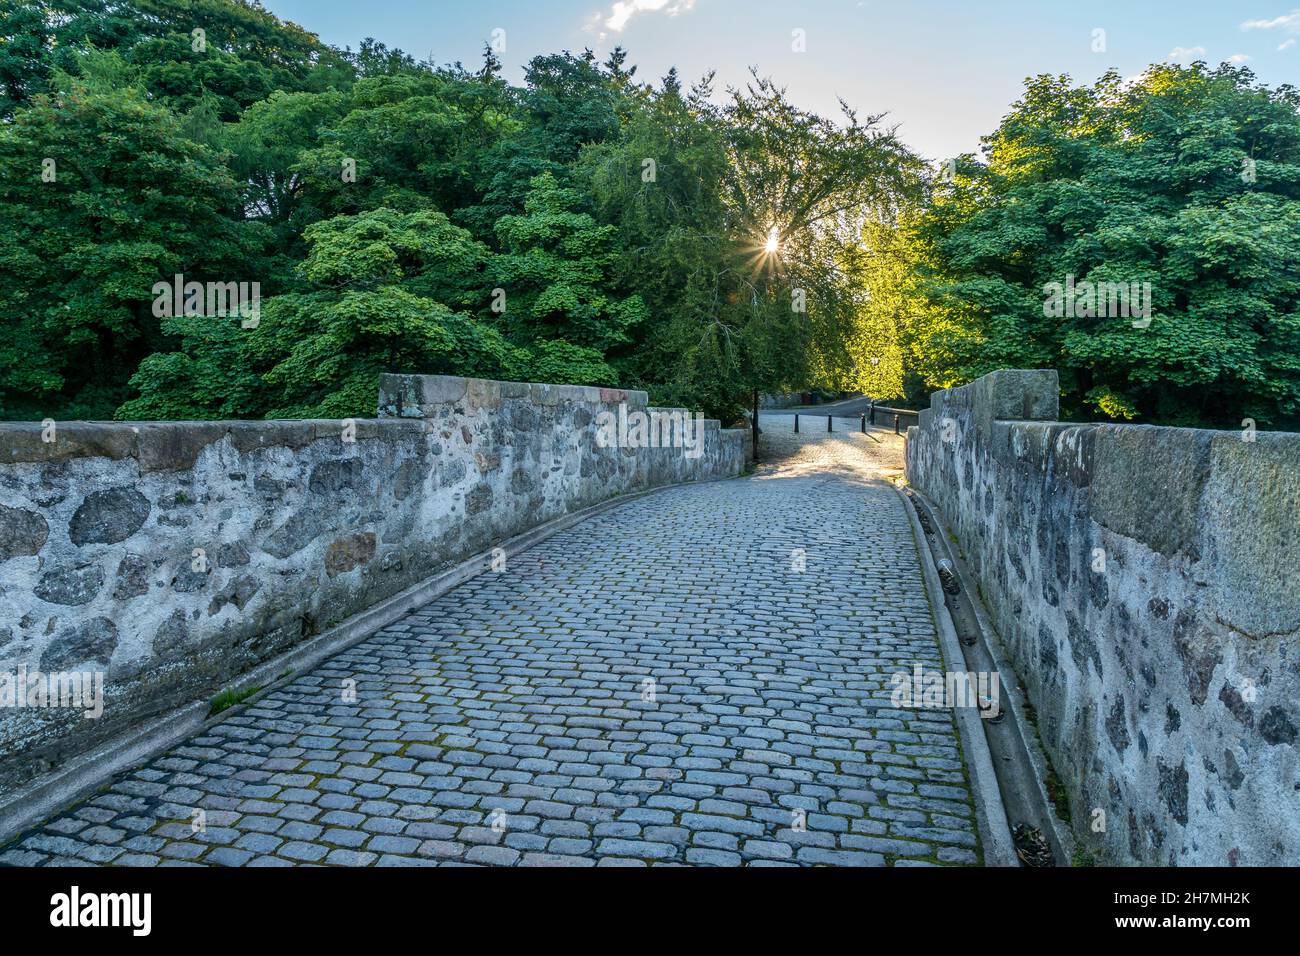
[0,70,261,419]
[585,71,919,442]
[459,51,625,240]
[291,69,518,229]
[226,88,348,241]
[122,208,514,420]
[491,172,644,384]
[905,64,1300,427]
[0,0,343,121]
[582,71,732,408]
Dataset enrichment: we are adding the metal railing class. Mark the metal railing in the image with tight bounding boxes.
[792,402,920,435]
[868,402,920,434]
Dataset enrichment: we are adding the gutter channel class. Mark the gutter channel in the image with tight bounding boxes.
[902,485,1075,867]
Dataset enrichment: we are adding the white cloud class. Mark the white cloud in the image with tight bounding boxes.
[1167,46,1206,61]
[1228,53,1253,62]
[599,0,696,34]
[1240,10,1300,32]
[1280,37,1298,50]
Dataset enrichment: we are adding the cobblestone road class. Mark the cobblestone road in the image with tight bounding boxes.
[2,416,980,867]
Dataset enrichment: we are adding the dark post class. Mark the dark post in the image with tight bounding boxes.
[827,415,833,433]
[794,414,799,433]
[860,413,866,433]
[894,414,901,435]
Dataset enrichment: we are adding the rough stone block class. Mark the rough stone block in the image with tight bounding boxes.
[1091,425,1211,560]
[1,422,139,465]
[134,423,229,472]
[1201,432,1300,637]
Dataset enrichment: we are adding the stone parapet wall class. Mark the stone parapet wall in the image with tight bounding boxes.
[0,375,743,797]
[906,369,1299,865]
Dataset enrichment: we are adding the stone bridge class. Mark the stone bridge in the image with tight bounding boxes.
[1,370,1295,867]
[0,375,987,867]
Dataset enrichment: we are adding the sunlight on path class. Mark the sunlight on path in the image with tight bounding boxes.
[753,414,907,484]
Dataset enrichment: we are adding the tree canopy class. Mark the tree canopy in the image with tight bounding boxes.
[1,0,915,426]
[2,2,1297,432]
[892,63,1300,428]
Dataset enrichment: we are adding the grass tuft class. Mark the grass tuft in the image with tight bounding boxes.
[209,684,262,717]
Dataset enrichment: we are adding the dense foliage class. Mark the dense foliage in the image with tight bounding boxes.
[2,2,1297,430]
[892,64,1300,427]
[0,0,914,424]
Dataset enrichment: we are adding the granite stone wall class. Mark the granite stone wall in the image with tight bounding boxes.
[0,374,744,798]
[906,369,1299,865]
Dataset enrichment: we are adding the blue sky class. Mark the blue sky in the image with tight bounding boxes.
[261,1,1300,162]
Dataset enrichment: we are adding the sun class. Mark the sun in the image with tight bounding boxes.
[763,226,781,255]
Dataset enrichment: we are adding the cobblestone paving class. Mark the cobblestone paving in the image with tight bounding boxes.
[2,418,980,867]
